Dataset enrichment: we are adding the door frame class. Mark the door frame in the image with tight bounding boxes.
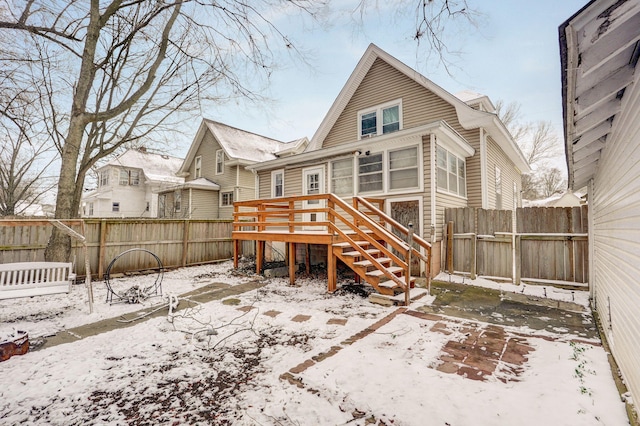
[302,166,326,230]
[386,195,424,275]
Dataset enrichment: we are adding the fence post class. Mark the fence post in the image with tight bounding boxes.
[98,219,107,279]
[514,234,522,285]
[181,220,190,267]
[470,234,477,280]
[446,221,454,274]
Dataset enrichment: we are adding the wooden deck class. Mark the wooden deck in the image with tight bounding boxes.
[232,194,432,305]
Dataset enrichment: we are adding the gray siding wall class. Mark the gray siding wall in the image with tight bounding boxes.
[486,136,522,210]
[187,189,219,220]
[322,58,477,152]
[589,81,640,405]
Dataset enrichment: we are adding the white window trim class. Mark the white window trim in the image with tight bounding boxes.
[271,169,284,198]
[357,99,403,140]
[220,190,234,207]
[215,149,224,175]
[315,142,425,198]
[436,145,468,200]
[195,155,202,178]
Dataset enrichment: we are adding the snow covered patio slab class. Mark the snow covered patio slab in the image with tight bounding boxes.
[0,263,631,425]
[278,310,628,425]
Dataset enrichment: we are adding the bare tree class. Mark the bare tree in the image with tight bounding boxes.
[496,100,565,200]
[0,0,479,261]
[539,168,566,198]
[0,0,327,261]
[353,0,478,73]
[0,64,57,217]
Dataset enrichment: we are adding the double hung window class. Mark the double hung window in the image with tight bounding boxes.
[437,146,466,197]
[389,147,418,190]
[195,156,202,178]
[119,169,140,186]
[358,100,401,138]
[331,158,354,196]
[272,170,284,197]
[221,191,234,206]
[216,150,224,175]
[358,153,383,193]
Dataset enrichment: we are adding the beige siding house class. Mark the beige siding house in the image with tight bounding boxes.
[158,119,307,219]
[248,44,530,274]
[561,0,640,413]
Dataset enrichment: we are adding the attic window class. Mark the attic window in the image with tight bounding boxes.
[358,99,402,139]
[195,156,202,178]
[216,150,224,175]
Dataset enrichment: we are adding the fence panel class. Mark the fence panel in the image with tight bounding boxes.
[445,206,588,284]
[0,219,235,278]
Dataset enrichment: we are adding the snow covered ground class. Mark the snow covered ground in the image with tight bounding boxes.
[0,261,630,425]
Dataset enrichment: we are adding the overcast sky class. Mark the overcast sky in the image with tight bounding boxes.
[189,0,587,162]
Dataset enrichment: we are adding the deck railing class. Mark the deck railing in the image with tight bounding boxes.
[233,194,432,293]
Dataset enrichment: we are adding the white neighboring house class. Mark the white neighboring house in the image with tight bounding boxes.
[81,148,184,218]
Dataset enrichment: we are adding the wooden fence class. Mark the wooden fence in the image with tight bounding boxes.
[0,219,240,279]
[444,206,588,285]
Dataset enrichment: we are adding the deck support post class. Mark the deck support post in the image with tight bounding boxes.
[327,245,337,293]
[256,241,264,274]
[305,244,311,274]
[233,239,240,269]
[289,242,296,285]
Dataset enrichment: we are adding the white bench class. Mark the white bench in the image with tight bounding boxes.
[0,262,76,300]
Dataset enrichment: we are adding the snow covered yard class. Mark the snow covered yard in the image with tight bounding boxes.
[0,261,630,425]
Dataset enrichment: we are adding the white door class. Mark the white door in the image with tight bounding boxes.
[302,167,325,230]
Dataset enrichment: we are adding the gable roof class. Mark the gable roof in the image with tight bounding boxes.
[307,44,529,172]
[560,0,640,189]
[179,119,308,175]
[102,148,184,184]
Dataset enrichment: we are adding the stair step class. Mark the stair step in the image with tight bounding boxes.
[379,275,416,288]
[366,266,404,278]
[353,257,391,267]
[333,241,370,248]
[342,249,381,258]
[369,287,430,306]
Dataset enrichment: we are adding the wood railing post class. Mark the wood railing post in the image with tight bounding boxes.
[289,201,295,233]
[405,222,413,306]
[258,205,265,232]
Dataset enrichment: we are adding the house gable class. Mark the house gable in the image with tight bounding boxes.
[322,58,461,149]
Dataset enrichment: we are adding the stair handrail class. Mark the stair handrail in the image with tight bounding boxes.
[327,194,416,290]
[355,197,431,263]
[328,195,412,255]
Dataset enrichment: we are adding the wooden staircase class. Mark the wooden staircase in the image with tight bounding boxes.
[232,194,432,305]
[333,240,414,295]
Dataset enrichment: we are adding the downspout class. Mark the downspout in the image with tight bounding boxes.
[588,178,595,308]
[430,134,437,275]
[189,188,192,219]
[236,165,240,202]
[480,128,488,208]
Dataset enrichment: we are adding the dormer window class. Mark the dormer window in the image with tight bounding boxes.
[358,100,402,139]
